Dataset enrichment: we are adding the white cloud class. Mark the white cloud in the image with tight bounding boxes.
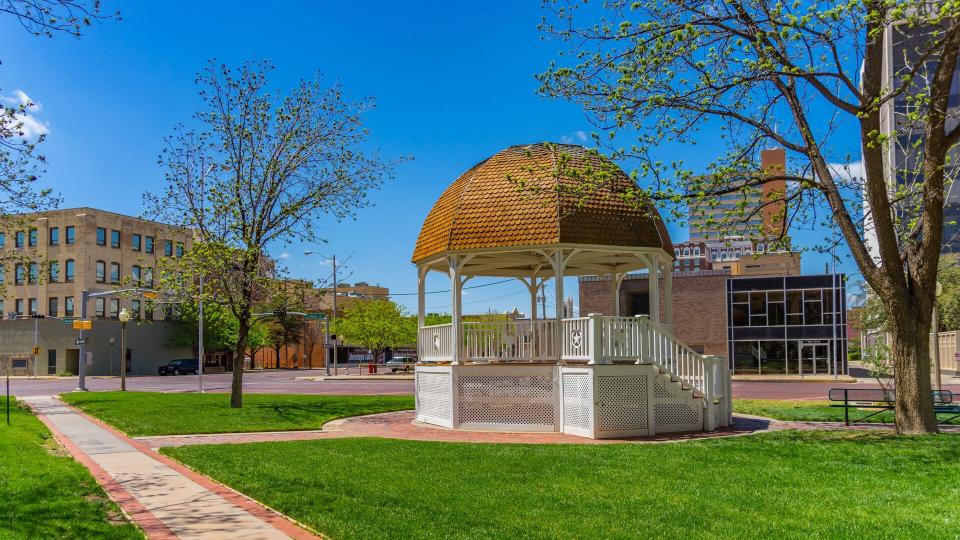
[2,89,49,139]
[559,130,590,144]
[278,252,291,260]
[828,160,865,183]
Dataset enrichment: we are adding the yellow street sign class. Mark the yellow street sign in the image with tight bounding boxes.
[72,320,93,330]
[32,346,40,355]
[142,291,158,300]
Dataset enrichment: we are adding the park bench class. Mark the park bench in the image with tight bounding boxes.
[828,388,960,425]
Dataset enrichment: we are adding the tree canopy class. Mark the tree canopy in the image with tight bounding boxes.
[335,300,416,362]
[539,0,960,433]
[147,60,397,407]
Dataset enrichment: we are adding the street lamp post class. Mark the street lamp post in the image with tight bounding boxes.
[108,336,115,377]
[933,281,943,392]
[118,308,131,391]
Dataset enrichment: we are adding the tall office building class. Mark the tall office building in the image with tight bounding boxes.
[0,207,192,320]
[874,18,960,254]
[688,148,788,242]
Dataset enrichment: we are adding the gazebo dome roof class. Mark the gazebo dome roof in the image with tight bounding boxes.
[412,143,672,264]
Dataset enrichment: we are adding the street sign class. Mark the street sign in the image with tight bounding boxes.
[72,320,92,330]
[306,313,327,321]
[143,291,158,300]
[74,337,88,346]
[32,346,40,356]
[62,318,76,324]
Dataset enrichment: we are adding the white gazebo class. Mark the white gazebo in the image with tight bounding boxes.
[412,143,731,439]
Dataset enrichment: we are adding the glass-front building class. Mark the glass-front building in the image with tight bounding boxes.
[726,274,847,375]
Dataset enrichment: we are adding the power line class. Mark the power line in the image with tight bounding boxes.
[349,278,517,297]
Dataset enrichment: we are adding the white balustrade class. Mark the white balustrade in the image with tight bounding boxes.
[417,315,719,401]
[418,323,453,362]
[560,317,591,361]
[461,319,556,361]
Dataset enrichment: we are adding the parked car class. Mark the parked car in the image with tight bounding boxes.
[386,356,415,373]
[158,358,199,376]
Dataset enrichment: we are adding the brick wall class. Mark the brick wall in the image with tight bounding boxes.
[579,273,729,358]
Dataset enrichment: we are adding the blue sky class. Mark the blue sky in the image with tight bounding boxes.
[0,1,861,315]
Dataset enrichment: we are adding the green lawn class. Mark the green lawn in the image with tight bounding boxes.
[734,399,960,424]
[61,392,415,436]
[163,432,960,539]
[0,398,142,539]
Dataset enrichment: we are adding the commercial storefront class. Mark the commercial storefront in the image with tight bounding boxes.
[726,274,847,375]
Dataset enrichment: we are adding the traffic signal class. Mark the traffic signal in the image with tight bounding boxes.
[273,307,287,319]
[31,314,45,319]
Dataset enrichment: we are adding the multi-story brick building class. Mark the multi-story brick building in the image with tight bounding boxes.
[688,148,788,241]
[0,207,192,320]
[0,208,194,375]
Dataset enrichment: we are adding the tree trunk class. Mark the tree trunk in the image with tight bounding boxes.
[888,308,938,434]
[231,310,251,409]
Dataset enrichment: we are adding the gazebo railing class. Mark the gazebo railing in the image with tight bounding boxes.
[462,319,556,361]
[418,323,453,362]
[417,315,715,398]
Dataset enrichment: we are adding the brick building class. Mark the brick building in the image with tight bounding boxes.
[579,270,730,357]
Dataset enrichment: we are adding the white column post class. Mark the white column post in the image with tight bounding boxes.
[527,277,540,357]
[587,312,604,364]
[648,254,660,325]
[663,259,673,330]
[553,249,566,364]
[417,265,427,329]
[449,256,463,365]
[610,273,623,317]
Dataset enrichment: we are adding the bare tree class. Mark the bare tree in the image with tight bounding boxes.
[147,60,398,407]
[540,1,960,433]
[0,0,118,37]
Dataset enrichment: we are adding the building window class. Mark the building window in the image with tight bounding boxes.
[28,298,37,316]
[28,262,38,284]
[28,228,37,247]
[0,266,4,285]
[132,234,141,251]
[693,246,700,256]
[96,260,106,283]
[65,296,74,317]
[131,299,141,319]
[15,231,25,248]
[14,263,24,285]
[109,298,119,319]
[0,233,4,248]
[65,259,75,282]
[111,230,121,248]
[48,297,58,317]
[175,242,184,257]
[66,226,76,244]
[132,265,141,284]
[95,298,105,318]
[145,236,154,254]
[15,299,24,316]
[48,261,59,282]
[144,267,154,287]
[164,240,173,257]
[110,262,120,284]
[96,227,106,246]
[49,227,59,246]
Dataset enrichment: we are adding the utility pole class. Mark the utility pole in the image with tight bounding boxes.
[331,254,338,376]
[198,275,204,393]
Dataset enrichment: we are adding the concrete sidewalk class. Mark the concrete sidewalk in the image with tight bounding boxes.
[21,395,319,540]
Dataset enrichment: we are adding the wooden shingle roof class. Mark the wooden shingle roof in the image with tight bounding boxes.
[412,143,672,263]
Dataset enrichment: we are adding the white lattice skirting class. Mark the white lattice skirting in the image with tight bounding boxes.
[415,364,708,439]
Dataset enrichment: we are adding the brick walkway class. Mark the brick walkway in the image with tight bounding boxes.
[23,396,321,540]
[136,410,959,449]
